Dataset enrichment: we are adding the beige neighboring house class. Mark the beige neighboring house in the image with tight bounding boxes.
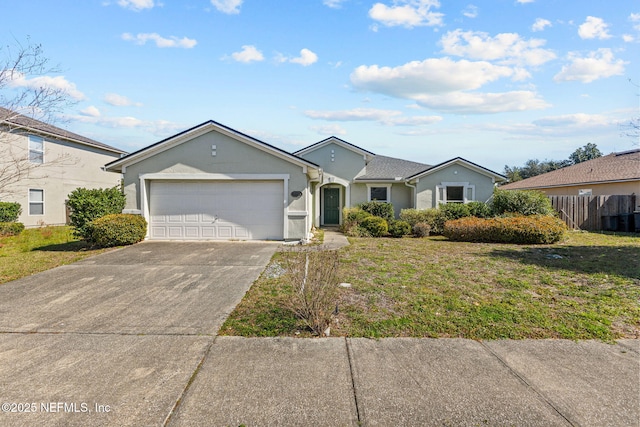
[0,107,126,227]
[501,149,640,198]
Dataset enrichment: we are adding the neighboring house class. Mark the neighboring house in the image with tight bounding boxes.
[0,107,126,227]
[500,149,640,197]
[105,120,505,241]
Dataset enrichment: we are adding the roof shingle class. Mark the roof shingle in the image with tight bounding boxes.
[501,149,640,190]
[355,155,431,180]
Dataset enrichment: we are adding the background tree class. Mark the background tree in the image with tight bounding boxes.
[568,143,602,164]
[503,143,601,183]
[0,38,75,199]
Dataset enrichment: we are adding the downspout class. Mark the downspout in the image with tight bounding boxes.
[404,180,417,208]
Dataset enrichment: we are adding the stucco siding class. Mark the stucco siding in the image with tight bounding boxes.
[519,181,640,197]
[415,164,497,209]
[1,132,122,227]
[121,129,311,240]
[298,142,366,181]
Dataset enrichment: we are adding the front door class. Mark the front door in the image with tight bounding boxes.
[323,187,340,225]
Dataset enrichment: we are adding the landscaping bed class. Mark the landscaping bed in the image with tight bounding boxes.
[221,231,640,341]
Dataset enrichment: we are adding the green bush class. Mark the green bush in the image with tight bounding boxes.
[342,207,373,237]
[440,203,471,220]
[491,188,555,216]
[388,220,412,238]
[0,202,22,222]
[400,208,446,235]
[360,216,388,237]
[413,222,431,237]
[67,186,126,239]
[359,201,395,222]
[90,214,147,247]
[467,201,491,218]
[443,215,567,244]
[0,222,25,236]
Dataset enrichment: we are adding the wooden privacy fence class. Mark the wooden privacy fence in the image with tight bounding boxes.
[550,195,637,231]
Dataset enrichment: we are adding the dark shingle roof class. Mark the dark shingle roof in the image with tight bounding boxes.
[355,155,431,180]
[501,149,640,190]
[0,107,126,154]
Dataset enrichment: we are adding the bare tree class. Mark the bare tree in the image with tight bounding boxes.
[0,38,76,199]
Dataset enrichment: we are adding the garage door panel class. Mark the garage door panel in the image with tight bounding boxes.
[150,181,283,240]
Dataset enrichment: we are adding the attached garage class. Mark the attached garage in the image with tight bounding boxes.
[104,120,320,242]
[149,180,284,240]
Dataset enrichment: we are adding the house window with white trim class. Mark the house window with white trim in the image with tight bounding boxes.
[28,135,44,164]
[446,186,464,203]
[436,182,475,205]
[367,184,391,202]
[29,189,44,215]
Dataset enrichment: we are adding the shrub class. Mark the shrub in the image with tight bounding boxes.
[467,201,491,218]
[359,201,395,222]
[400,208,446,235]
[388,220,412,238]
[67,186,126,239]
[0,202,21,222]
[342,207,373,237]
[281,249,339,336]
[413,222,431,237]
[491,188,555,217]
[443,215,567,244]
[440,203,471,220]
[0,222,25,236]
[90,214,147,247]
[360,215,388,237]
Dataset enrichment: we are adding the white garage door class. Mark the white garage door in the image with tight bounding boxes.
[149,181,284,240]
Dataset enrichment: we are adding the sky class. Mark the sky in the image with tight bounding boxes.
[2,0,639,172]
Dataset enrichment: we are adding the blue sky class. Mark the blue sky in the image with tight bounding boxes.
[3,0,639,172]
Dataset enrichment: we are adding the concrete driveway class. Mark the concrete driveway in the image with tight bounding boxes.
[0,241,278,426]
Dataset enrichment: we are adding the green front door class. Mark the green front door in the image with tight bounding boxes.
[323,188,340,225]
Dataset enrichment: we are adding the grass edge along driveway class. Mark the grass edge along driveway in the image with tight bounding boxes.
[221,231,640,341]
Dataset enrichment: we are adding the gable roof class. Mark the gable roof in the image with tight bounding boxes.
[105,120,320,175]
[407,157,506,182]
[294,136,375,159]
[0,107,126,155]
[500,149,640,190]
[355,155,431,181]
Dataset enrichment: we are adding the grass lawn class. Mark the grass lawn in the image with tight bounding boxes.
[0,226,112,285]
[221,231,640,341]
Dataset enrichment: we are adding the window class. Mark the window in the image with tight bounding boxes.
[367,185,391,202]
[29,189,44,215]
[28,135,44,164]
[578,189,592,196]
[446,186,464,203]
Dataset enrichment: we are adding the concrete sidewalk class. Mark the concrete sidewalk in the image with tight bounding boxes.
[166,337,639,427]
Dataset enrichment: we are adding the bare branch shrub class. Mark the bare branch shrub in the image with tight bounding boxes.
[280,248,340,336]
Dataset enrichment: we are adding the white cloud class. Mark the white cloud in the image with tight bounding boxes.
[622,34,634,42]
[104,93,142,107]
[440,29,556,66]
[554,48,626,83]
[305,107,442,126]
[277,48,318,66]
[310,124,348,135]
[72,113,184,136]
[462,5,478,18]
[531,18,551,32]
[121,32,197,48]
[290,48,318,66]
[369,0,444,29]
[117,0,154,11]
[352,57,520,98]
[231,45,264,63]
[211,0,242,14]
[412,91,549,113]
[532,113,610,128]
[516,0,534,3]
[8,72,86,101]
[323,0,347,8]
[79,106,101,117]
[578,16,612,40]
